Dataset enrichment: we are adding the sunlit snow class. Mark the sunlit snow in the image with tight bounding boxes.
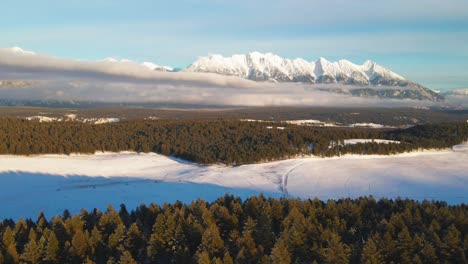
[0,143,466,219]
[343,139,400,145]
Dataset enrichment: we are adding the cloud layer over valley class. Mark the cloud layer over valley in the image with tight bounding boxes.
[0,47,461,108]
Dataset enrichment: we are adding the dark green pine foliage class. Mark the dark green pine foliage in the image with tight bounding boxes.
[0,196,466,263]
[0,118,466,164]
[360,237,384,264]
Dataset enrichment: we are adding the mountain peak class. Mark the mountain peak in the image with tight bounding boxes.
[185,52,418,88]
[248,51,267,57]
[0,48,445,102]
[142,62,173,71]
[316,57,330,64]
[142,62,159,70]
[362,60,377,70]
[102,57,132,63]
[338,59,352,64]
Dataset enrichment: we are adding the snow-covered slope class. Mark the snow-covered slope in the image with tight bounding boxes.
[185,52,443,101]
[0,143,467,219]
[25,115,120,124]
[102,58,174,72]
[0,47,444,102]
[142,62,174,72]
[185,52,407,85]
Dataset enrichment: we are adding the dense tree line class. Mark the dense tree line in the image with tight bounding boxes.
[329,122,468,156]
[0,196,466,263]
[0,118,466,164]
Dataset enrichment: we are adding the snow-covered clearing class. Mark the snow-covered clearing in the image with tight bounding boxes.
[343,139,400,145]
[350,123,386,128]
[25,115,120,124]
[285,120,336,127]
[0,144,467,219]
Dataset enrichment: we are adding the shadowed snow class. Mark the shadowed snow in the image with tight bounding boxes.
[0,144,466,219]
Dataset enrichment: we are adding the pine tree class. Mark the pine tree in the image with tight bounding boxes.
[201,223,225,259]
[124,223,145,260]
[6,244,20,264]
[108,224,125,252]
[320,230,351,264]
[442,224,466,263]
[45,231,60,263]
[223,251,234,264]
[381,229,397,261]
[90,226,105,263]
[119,250,137,264]
[213,257,223,264]
[119,204,131,227]
[28,229,38,244]
[236,218,263,264]
[2,226,15,248]
[271,238,291,264]
[0,194,467,263]
[15,218,30,252]
[195,250,211,264]
[20,238,43,264]
[397,227,413,264]
[283,207,308,261]
[421,243,437,263]
[147,215,165,262]
[235,248,247,264]
[3,227,19,264]
[50,216,68,246]
[71,229,88,260]
[361,238,383,264]
[36,211,49,231]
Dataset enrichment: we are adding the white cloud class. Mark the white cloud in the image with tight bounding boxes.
[0,47,453,107]
[0,47,260,88]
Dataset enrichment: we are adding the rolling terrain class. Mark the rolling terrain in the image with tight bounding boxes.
[0,142,466,219]
[0,106,466,126]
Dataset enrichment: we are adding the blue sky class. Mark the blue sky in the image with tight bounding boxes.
[1,0,468,90]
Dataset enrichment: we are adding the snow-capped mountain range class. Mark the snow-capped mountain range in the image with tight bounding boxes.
[185,52,407,86]
[101,58,174,72]
[181,52,443,101]
[0,47,444,102]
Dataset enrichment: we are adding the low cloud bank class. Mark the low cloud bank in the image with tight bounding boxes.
[0,79,438,108]
[0,47,452,108]
[0,47,259,88]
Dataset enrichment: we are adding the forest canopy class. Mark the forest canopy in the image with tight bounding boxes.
[0,118,466,165]
[0,196,466,263]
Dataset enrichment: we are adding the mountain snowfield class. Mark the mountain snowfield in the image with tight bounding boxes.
[141,62,174,72]
[0,47,175,77]
[0,143,466,219]
[185,52,406,86]
[0,47,444,102]
[184,52,443,101]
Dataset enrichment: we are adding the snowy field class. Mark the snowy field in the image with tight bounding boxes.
[343,139,400,145]
[0,143,467,219]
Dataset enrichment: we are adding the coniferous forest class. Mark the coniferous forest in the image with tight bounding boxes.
[0,196,466,264]
[0,118,467,165]
[0,119,466,263]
